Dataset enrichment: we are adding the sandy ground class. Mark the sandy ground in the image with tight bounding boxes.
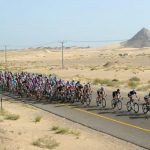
[0,45,150,91]
[0,99,145,150]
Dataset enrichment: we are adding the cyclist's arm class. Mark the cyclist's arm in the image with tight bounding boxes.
[135,94,138,99]
[103,91,106,96]
[119,94,122,98]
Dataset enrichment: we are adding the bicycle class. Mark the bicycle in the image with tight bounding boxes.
[142,102,150,114]
[111,97,123,110]
[96,95,106,108]
[81,93,92,106]
[126,98,140,113]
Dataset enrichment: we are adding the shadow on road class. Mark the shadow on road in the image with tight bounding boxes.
[2,92,149,121]
[98,110,116,114]
[129,114,150,119]
[86,107,113,111]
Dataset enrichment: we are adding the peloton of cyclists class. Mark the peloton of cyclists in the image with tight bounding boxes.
[1,71,150,113]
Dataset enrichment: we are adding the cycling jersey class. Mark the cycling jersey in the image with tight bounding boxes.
[112,91,120,98]
[128,91,136,97]
[97,88,104,95]
[144,95,150,103]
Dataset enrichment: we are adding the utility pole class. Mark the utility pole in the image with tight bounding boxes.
[61,41,64,69]
[0,97,2,111]
[1,45,7,111]
[4,45,7,71]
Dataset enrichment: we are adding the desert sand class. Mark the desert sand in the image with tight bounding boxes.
[0,99,145,150]
[0,45,150,91]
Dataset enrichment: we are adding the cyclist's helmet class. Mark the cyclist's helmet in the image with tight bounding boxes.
[85,84,88,87]
[76,81,80,85]
[117,89,120,92]
[101,87,104,90]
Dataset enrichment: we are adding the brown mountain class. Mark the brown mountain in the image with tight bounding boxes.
[123,28,150,48]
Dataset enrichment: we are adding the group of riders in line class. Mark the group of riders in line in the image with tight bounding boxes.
[0,71,150,113]
[0,71,92,103]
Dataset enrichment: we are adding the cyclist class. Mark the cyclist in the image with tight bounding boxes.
[97,86,106,99]
[128,90,138,102]
[87,83,92,95]
[112,89,121,100]
[144,92,150,104]
[83,84,89,95]
[75,81,83,100]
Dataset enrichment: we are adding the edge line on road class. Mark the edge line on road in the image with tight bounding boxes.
[64,104,150,133]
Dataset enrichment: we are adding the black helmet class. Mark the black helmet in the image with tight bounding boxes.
[77,81,80,84]
[117,89,120,92]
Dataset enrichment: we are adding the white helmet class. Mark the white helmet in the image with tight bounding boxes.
[101,87,104,90]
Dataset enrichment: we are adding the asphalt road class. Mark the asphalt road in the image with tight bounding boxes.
[1,90,150,149]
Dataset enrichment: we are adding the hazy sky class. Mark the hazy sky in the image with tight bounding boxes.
[0,0,150,48]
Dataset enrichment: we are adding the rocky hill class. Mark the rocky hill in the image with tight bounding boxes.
[123,28,150,48]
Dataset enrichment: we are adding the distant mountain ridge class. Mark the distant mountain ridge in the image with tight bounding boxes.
[35,46,90,50]
[123,28,150,48]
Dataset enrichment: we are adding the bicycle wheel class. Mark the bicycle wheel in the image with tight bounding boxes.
[102,98,106,108]
[96,97,100,106]
[70,97,75,103]
[111,99,116,109]
[134,102,139,113]
[142,103,148,114]
[117,100,122,110]
[126,101,132,112]
[86,97,91,106]
[81,99,84,105]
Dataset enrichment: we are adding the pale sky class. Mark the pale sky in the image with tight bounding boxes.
[0,0,150,48]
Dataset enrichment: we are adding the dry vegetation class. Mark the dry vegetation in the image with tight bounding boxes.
[51,125,80,136]
[32,136,59,149]
[34,116,42,123]
[0,109,20,121]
